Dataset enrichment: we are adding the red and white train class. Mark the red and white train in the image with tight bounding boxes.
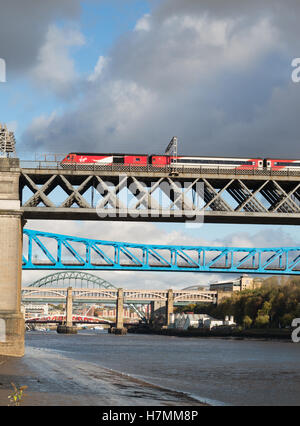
[60,153,300,171]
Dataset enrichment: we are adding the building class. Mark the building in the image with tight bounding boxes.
[169,313,236,330]
[23,303,49,319]
[75,304,141,321]
[169,313,209,329]
[209,274,261,292]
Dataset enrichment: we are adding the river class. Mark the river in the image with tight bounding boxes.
[2,329,300,406]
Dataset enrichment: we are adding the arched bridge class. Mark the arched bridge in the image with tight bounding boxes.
[22,229,300,275]
[27,271,117,289]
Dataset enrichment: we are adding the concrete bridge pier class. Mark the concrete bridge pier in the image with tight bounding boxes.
[166,289,174,326]
[149,290,174,327]
[111,288,127,335]
[57,287,77,334]
[0,158,24,357]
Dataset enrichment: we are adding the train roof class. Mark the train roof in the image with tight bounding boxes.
[67,152,149,156]
[265,158,300,160]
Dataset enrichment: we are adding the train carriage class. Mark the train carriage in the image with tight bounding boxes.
[170,156,263,170]
[266,159,300,170]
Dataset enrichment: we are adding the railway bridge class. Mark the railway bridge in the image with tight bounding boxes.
[20,158,300,224]
[2,157,300,355]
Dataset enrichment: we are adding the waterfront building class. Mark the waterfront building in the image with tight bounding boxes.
[169,313,236,330]
[23,303,49,319]
[209,274,261,292]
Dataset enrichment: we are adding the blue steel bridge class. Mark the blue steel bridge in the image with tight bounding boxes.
[22,228,300,275]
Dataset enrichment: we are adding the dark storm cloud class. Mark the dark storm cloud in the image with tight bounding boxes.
[0,0,81,72]
[22,0,300,158]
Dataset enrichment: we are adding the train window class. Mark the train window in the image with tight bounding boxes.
[113,156,124,164]
[273,161,300,167]
[136,158,140,161]
[172,158,253,165]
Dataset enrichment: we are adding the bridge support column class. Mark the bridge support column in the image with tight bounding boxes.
[111,288,127,335]
[57,287,77,334]
[66,287,73,327]
[166,289,174,327]
[0,158,24,357]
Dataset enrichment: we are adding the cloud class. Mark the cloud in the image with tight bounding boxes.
[30,24,85,97]
[0,1,81,74]
[24,78,158,152]
[88,56,108,82]
[134,13,151,32]
[21,0,300,158]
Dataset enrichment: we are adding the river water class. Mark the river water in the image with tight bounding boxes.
[19,330,300,406]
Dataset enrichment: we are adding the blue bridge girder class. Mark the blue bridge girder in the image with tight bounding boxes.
[22,229,300,275]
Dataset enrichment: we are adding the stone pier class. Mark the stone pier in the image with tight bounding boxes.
[111,288,127,335]
[57,287,77,334]
[0,158,24,357]
[166,289,174,326]
[150,290,174,327]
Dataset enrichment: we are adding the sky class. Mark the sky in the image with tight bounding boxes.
[1,0,300,289]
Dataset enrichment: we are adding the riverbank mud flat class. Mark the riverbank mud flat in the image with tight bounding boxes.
[0,347,205,406]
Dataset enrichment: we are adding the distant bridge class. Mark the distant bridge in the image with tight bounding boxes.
[23,271,149,322]
[25,314,113,324]
[27,270,117,289]
[21,287,217,304]
[22,286,217,329]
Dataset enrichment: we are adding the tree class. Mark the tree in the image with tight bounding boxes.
[254,314,270,328]
[184,303,196,312]
[261,301,271,315]
[280,313,294,328]
[243,315,252,329]
[178,276,300,329]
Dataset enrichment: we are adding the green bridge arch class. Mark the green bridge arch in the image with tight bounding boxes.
[28,271,117,289]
